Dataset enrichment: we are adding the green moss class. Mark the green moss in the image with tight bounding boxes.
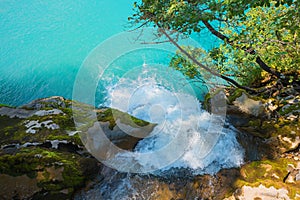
[244,116,300,140]
[261,120,274,130]
[228,89,246,104]
[132,116,149,126]
[0,116,27,145]
[0,147,88,194]
[236,158,300,199]
[51,114,75,131]
[97,108,116,129]
[0,115,22,132]
[61,164,85,188]
[0,104,15,108]
[0,110,81,146]
[60,107,73,116]
[0,148,42,177]
[97,108,150,130]
[270,120,300,138]
[248,119,262,129]
[203,93,211,111]
[279,102,300,115]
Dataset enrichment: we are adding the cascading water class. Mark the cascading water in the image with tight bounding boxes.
[101,63,244,175]
[75,63,244,200]
[73,29,245,199]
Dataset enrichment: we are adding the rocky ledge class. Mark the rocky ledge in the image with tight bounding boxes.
[204,88,300,199]
[1,91,300,199]
[0,96,154,199]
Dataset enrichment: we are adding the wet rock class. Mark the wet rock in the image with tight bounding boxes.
[24,119,60,134]
[2,93,299,200]
[236,130,277,161]
[0,97,96,199]
[75,167,240,200]
[34,109,64,116]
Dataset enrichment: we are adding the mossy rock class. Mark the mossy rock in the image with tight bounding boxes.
[263,119,300,143]
[227,89,246,104]
[0,115,22,134]
[97,108,150,130]
[235,158,299,199]
[0,104,15,108]
[0,147,99,199]
[0,108,82,147]
[0,97,156,199]
[21,96,68,110]
[202,88,227,112]
[203,92,211,111]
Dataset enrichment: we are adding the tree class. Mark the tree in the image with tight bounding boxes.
[129,0,300,92]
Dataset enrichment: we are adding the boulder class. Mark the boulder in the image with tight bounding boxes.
[233,93,265,117]
[0,97,155,199]
[234,184,290,200]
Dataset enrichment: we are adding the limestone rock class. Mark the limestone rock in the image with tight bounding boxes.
[0,106,64,119]
[0,106,36,118]
[0,97,157,199]
[233,93,265,117]
[278,135,300,152]
[22,96,67,110]
[236,184,290,200]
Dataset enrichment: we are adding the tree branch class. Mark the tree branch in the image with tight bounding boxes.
[159,27,256,92]
[201,20,284,80]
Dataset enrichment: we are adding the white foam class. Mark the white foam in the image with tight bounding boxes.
[101,65,244,175]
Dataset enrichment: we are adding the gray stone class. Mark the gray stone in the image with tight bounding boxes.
[233,93,265,117]
[0,107,35,118]
[21,96,66,110]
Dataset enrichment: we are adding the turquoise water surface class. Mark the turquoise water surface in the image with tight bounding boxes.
[0,0,135,106]
[0,0,217,106]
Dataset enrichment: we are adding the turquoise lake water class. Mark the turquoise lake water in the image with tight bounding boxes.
[0,0,218,106]
[0,0,134,106]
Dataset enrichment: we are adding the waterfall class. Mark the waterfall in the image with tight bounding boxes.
[99,63,244,175]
